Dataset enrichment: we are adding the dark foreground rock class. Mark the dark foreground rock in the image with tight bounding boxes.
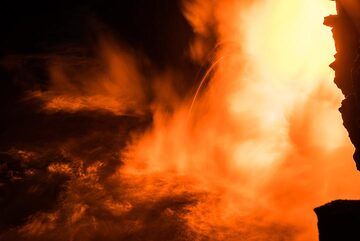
[315,200,360,241]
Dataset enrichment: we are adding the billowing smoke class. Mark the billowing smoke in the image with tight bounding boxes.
[1,0,360,241]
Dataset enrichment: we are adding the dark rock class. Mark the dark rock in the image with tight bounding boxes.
[315,200,360,241]
[325,0,360,168]
[316,1,360,241]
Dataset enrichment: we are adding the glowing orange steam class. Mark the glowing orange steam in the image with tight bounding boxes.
[121,0,360,240]
[32,38,148,116]
[23,0,360,240]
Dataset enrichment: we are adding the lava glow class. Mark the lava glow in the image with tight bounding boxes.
[11,0,360,241]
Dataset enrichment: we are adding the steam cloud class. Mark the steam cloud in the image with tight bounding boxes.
[1,1,360,241]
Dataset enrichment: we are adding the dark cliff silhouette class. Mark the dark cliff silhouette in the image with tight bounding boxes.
[316,1,360,240]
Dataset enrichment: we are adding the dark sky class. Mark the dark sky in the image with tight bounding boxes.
[0,0,201,150]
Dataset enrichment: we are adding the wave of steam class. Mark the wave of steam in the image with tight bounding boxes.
[123,0,360,240]
[31,38,149,116]
[11,0,360,241]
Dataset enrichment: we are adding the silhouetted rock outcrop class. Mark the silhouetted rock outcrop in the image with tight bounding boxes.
[315,200,360,241]
[316,1,360,241]
[324,1,360,169]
